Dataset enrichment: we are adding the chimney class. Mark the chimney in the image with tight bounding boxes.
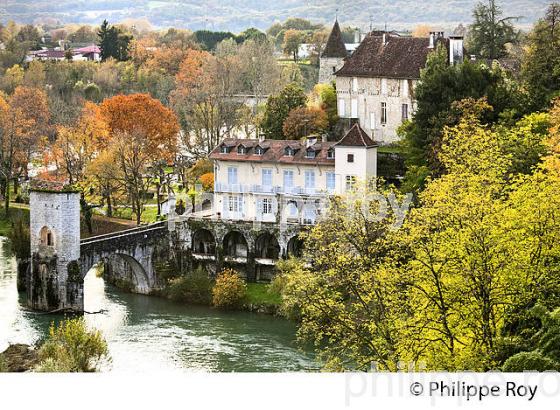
[382,32,387,46]
[449,36,464,65]
[429,32,435,49]
[354,29,360,44]
[321,134,328,143]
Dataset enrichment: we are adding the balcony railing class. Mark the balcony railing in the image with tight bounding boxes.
[215,183,331,196]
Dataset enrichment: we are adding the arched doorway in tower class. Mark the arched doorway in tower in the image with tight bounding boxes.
[192,229,216,256]
[286,236,304,258]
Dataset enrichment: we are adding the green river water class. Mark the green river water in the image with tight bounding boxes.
[0,237,317,372]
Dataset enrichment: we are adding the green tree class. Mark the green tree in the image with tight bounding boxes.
[467,0,519,60]
[521,3,560,110]
[400,43,525,182]
[97,20,132,61]
[261,83,307,138]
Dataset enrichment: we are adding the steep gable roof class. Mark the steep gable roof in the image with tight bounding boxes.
[336,32,447,79]
[321,20,348,58]
[335,123,378,148]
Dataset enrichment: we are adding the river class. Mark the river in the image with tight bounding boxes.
[0,238,317,372]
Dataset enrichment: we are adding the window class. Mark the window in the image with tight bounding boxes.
[381,102,387,125]
[255,146,264,155]
[351,98,358,118]
[332,66,336,73]
[220,145,229,154]
[381,78,387,95]
[326,172,335,192]
[287,200,298,217]
[347,154,354,163]
[327,149,335,159]
[338,99,345,117]
[237,145,246,154]
[402,79,409,97]
[283,170,294,188]
[284,146,295,156]
[262,198,273,214]
[352,77,358,92]
[228,195,242,213]
[346,175,357,191]
[227,167,238,185]
[402,103,409,121]
[304,170,315,189]
[370,112,376,129]
[262,168,272,187]
[305,149,316,159]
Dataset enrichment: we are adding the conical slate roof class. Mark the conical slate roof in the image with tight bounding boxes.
[321,20,348,58]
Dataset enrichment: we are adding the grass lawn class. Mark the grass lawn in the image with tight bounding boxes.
[0,205,30,237]
[246,283,282,306]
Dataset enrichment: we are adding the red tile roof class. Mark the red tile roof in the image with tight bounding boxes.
[209,139,336,165]
[335,123,378,147]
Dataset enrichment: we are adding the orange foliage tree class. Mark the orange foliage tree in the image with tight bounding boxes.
[99,93,180,224]
[282,106,329,140]
[55,101,110,184]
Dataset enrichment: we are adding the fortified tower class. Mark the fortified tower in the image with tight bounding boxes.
[28,187,82,312]
[319,19,348,84]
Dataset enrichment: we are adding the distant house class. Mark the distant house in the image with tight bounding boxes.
[334,31,464,144]
[25,44,101,63]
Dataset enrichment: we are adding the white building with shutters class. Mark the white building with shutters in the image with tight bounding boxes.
[208,124,378,225]
[335,31,464,144]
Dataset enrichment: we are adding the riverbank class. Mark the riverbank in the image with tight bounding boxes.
[0,344,39,372]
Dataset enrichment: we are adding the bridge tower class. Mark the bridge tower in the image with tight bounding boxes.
[28,188,83,312]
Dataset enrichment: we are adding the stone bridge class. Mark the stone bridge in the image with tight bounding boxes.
[79,221,170,294]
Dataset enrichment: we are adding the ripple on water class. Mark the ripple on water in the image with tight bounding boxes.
[1,240,317,372]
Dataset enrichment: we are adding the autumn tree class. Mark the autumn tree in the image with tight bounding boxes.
[100,93,179,224]
[171,49,242,158]
[282,30,305,62]
[282,106,328,140]
[55,102,110,184]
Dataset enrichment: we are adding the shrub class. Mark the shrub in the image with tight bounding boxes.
[198,172,214,191]
[502,351,560,372]
[212,269,247,310]
[165,267,213,305]
[36,318,109,372]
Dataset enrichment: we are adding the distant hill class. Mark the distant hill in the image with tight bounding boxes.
[0,0,551,33]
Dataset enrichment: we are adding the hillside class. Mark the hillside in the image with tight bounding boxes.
[0,0,551,32]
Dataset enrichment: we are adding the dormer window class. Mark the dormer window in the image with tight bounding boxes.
[284,146,295,157]
[327,149,335,159]
[237,145,247,155]
[255,146,264,155]
[305,148,316,159]
[220,145,230,154]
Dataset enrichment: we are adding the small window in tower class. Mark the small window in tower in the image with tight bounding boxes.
[347,154,354,163]
[332,66,336,73]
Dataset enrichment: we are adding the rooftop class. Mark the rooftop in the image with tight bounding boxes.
[336,32,448,79]
[321,19,348,59]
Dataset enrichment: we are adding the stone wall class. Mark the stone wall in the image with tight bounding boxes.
[28,190,81,311]
[319,57,344,84]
